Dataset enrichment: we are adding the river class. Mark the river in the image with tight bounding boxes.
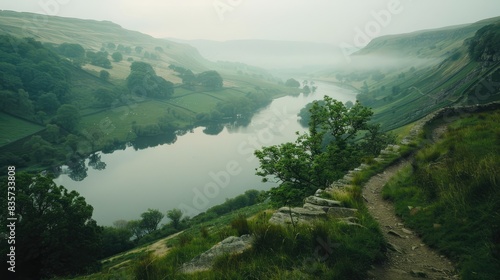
[54,81,356,225]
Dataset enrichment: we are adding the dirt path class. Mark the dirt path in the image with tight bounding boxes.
[105,230,184,270]
[364,125,458,279]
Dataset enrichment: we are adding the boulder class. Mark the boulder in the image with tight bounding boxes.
[181,235,253,274]
[327,207,358,218]
[269,207,327,226]
[277,207,326,217]
[305,196,342,207]
[314,189,324,197]
[302,202,330,213]
[268,211,300,226]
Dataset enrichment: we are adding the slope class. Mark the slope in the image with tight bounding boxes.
[320,16,500,132]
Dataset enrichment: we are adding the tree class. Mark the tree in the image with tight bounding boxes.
[23,135,58,163]
[113,219,129,229]
[197,70,223,89]
[255,95,385,205]
[99,70,110,81]
[54,104,80,132]
[127,62,174,98]
[100,226,134,258]
[181,69,196,85]
[37,92,60,114]
[87,51,112,69]
[127,220,146,240]
[285,78,300,88]
[140,209,164,234]
[167,208,183,229]
[93,88,115,107]
[58,43,85,60]
[111,51,123,62]
[0,173,101,278]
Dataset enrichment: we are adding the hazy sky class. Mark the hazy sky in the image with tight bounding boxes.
[2,0,500,44]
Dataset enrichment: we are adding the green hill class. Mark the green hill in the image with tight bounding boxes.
[0,11,300,172]
[320,16,500,131]
[353,16,500,58]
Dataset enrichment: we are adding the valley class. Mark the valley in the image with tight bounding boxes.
[0,7,499,280]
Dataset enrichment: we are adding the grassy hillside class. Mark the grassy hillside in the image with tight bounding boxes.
[0,11,301,173]
[383,109,500,279]
[318,16,500,132]
[354,16,500,58]
[0,10,209,75]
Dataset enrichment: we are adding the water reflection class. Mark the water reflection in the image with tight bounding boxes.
[88,153,106,171]
[130,130,178,150]
[66,157,88,181]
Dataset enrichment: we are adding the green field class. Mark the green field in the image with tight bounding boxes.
[0,113,44,147]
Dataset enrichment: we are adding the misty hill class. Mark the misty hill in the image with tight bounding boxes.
[354,16,500,58]
[168,39,343,70]
[0,10,210,75]
[320,16,500,131]
[0,10,301,174]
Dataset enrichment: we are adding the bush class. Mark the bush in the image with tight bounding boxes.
[231,214,250,236]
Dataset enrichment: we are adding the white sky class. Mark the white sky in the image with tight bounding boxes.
[1,0,500,43]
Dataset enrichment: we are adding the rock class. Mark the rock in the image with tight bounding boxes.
[181,235,253,274]
[343,174,353,181]
[302,202,330,213]
[359,163,369,169]
[314,189,324,197]
[269,207,326,226]
[401,228,413,235]
[327,207,358,218]
[388,230,404,238]
[387,242,403,253]
[410,270,427,278]
[278,207,325,217]
[268,212,300,226]
[304,196,342,207]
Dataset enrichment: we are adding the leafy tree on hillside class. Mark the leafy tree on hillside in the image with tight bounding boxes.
[0,173,101,279]
[285,78,300,88]
[23,135,58,163]
[197,70,223,89]
[126,61,174,98]
[87,51,112,69]
[93,88,116,107]
[140,209,164,234]
[58,43,85,59]
[54,104,80,132]
[100,226,134,258]
[111,51,123,62]
[181,69,196,85]
[255,95,391,205]
[167,208,183,229]
[37,92,60,114]
[130,61,155,74]
[99,70,110,81]
[127,220,146,240]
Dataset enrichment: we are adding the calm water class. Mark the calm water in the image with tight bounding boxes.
[54,81,356,225]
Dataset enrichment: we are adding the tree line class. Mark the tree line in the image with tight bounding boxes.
[0,171,264,279]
